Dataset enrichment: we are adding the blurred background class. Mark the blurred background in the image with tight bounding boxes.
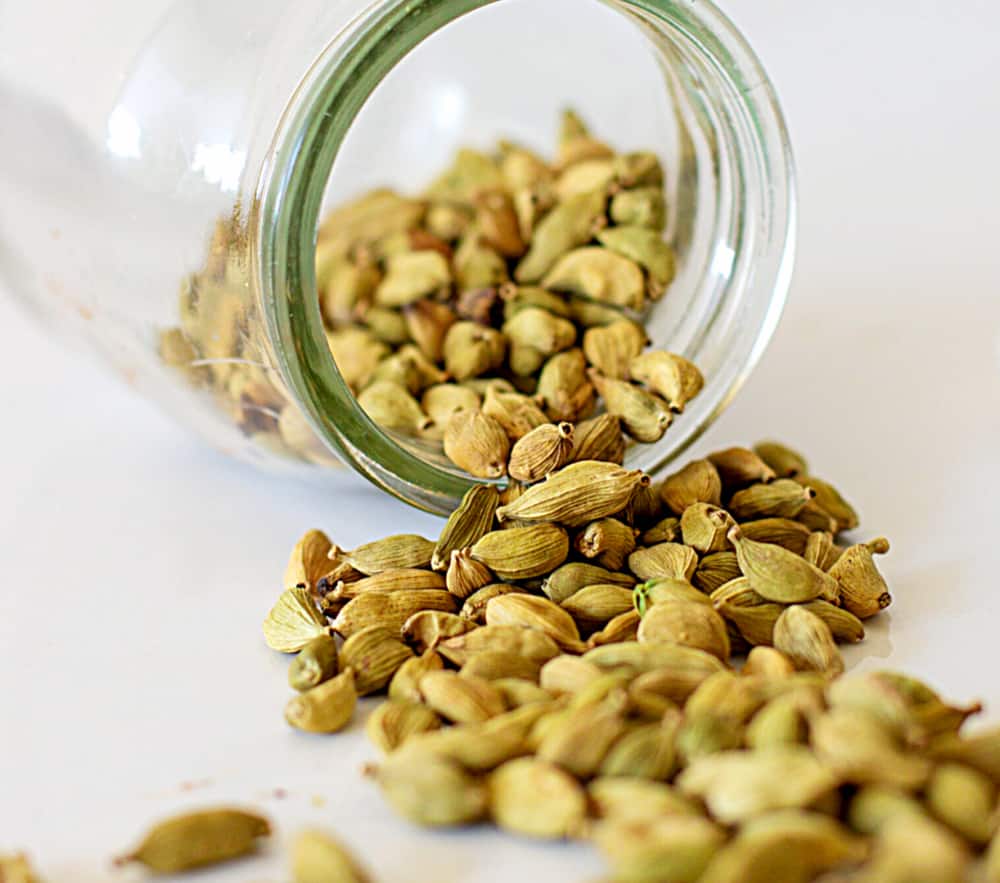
[1,1,999,880]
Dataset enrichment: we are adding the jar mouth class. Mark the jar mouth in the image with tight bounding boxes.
[256,0,796,514]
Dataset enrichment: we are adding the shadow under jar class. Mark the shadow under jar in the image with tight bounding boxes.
[0,0,795,513]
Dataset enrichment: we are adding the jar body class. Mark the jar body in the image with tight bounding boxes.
[0,0,795,511]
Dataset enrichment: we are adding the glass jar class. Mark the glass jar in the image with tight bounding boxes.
[0,0,795,513]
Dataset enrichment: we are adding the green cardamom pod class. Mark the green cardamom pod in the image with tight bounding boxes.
[115,809,271,873]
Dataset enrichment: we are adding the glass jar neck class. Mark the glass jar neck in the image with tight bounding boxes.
[256,0,796,514]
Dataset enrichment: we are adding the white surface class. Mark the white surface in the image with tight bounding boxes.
[3,1,1000,880]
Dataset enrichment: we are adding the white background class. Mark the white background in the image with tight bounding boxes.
[2,1,1000,880]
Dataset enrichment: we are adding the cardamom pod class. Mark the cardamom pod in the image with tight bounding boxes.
[542,247,645,311]
[597,226,677,294]
[628,350,704,413]
[588,778,698,823]
[508,422,575,482]
[720,600,785,647]
[419,670,507,724]
[332,590,457,639]
[535,698,630,778]
[562,584,635,631]
[284,529,334,590]
[432,484,500,571]
[357,380,432,433]
[542,561,635,604]
[536,349,595,423]
[500,141,552,191]
[810,707,931,789]
[325,327,388,392]
[404,299,457,363]
[586,643,726,694]
[860,812,971,883]
[642,515,682,545]
[738,518,813,555]
[574,518,637,570]
[925,762,997,845]
[441,320,507,381]
[698,810,867,883]
[288,634,339,692]
[638,600,731,661]
[485,593,586,653]
[594,816,725,883]
[475,189,526,257]
[515,188,608,283]
[582,319,648,380]
[327,569,446,602]
[423,383,481,431]
[800,599,865,643]
[729,478,815,521]
[609,186,666,230]
[285,669,357,733]
[339,626,415,694]
[401,610,476,653]
[502,307,577,362]
[445,548,494,599]
[600,720,678,781]
[291,829,372,883]
[677,746,838,824]
[568,413,626,464]
[798,474,860,532]
[929,726,1000,782]
[481,386,548,440]
[803,530,843,571]
[459,583,528,623]
[426,147,503,202]
[828,537,892,619]
[374,753,487,827]
[753,441,808,478]
[342,534,434,576]
[680,503,736,554]
[443,410,510,479]
[589,370,673,443]
[115,809,271,873]
[586,609,641,648]
[538,655,604,694]
[496,461,648,527]
[742,646,796,679]
[847,785,924,835]
[494,678,553,708]
[708,447,777,490]
[730,526,840,604]
[628,542,699,582]
[555,157,616,199]
[488,758,587,838]
[692,551,742,593]
[659,460,723,516]
[639,578,713,611]
[470,524,569,580]
[557,110,615,166]
[796,498,839,534]
[459,650,543,683]
[437,624,561,667]
[745,692,813,750]
[773,605,844,676]
[388,650,445,704]
[263,587,331,654]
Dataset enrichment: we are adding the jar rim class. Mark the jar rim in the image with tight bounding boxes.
[256,0,796,513]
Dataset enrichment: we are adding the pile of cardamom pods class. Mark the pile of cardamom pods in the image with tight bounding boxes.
[260,441,1000,882]
[160,111,701,472]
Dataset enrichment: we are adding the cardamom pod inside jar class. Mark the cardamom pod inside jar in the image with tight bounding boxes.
[0,0,795,512]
